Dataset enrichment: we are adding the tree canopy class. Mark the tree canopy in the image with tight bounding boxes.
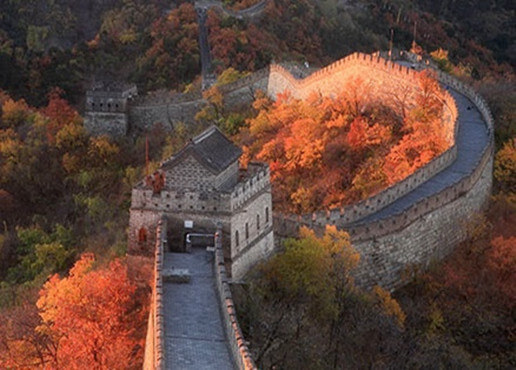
[240,71,449,213]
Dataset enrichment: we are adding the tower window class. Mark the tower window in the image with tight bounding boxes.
[257,214,260,230]
[235,230,239,247]
[265,207,269,223]
[245,223,249,240]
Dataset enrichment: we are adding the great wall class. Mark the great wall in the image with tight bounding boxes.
[271,52,493,291]
[138,50,493,369]
[144,219,256,370]
[90,2,494,369]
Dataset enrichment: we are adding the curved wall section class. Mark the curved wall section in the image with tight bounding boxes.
[270,53,494,291]
[352,157,492,290]
[266,53,459,225]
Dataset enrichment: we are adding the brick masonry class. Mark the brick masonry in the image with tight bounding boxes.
[138,49,493,370]
[271,52,493,291]
[129,52,493,292]
[143,219,166,370]
[129,133,274,282]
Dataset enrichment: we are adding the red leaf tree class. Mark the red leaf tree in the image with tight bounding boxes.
[36,253,142,369]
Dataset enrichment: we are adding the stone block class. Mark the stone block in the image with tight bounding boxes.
[162,268,191,283]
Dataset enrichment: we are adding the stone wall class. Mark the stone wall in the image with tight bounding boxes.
[130,184,233,253]
[231,227,274,279]
[143,219,166,370]
[130,162,274,265]
[351,158,492,290]
[272,54,494,290]
[128,208,163,255]
[230,163,270,211]
[84,111,128,137]
[230,187,274,279]
[164,155,216,190]
[218,67,270,108]
[266,53,459,225]
[131,187,232,215]
[213,229,257,370]
[131,51,493,292]
[229,163,274,279]
[85,95,129,113]
[128,99,204,132]
[127,67,270,131]
[274,142,492,291]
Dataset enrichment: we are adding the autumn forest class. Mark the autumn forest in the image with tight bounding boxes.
[0,0,514,368]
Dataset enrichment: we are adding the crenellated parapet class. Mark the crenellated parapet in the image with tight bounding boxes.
[267,52,460,226]
[128,51,493,292]
[131,185,232,215]
[271,53,494,291]
[231,163,271,211]
[143,218,167,370]
[213,229,257,370]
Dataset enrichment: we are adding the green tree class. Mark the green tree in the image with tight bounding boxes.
[494,139,516,193]
[241,225,406,369]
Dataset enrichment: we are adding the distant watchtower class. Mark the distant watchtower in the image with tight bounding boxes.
[84,81,137,137]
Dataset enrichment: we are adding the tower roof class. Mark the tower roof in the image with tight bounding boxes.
[162,126,242,174]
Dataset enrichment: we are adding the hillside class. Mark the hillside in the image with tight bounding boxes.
[0,0,513,105]
[0,0,514,368]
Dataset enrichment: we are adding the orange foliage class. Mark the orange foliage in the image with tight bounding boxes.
[41,88,80,143]
[0,296,51,369]
[487,236,516,304]
[36,253,143,369]
[438,232,516,311]
[242,72,450,213]
[384,71,450,184]
[373,285,406,328]
[494,139,516,193]
[207,11,266,72]
[1,96,30,128]
[205,0,325,73]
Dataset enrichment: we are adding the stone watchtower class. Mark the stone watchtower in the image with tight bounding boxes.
[128,126,275,278]
[84,81,137,137]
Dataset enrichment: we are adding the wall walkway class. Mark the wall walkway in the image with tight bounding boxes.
[351,89,489,227]
[162,249,234,369]
[143,220,166,370]
[273,54,494,290]
[143,51,494,367]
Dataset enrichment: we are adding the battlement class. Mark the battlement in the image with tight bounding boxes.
[131,187,232,215]
[84,81,138,136]
[268,52,449,100]
[143,218,166,370]
[266,52,460,224]
[213,230,257,370]
[231,163,271,211]
[347,143,493,242]
[86,82,137,113]
[272,52,494,290]
[128,51,492,292]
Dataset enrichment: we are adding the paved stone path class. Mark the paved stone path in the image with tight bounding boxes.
[354,87,490,225]
[196,7,215,90]
[163,249,234,370]
[159,57,490,369]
